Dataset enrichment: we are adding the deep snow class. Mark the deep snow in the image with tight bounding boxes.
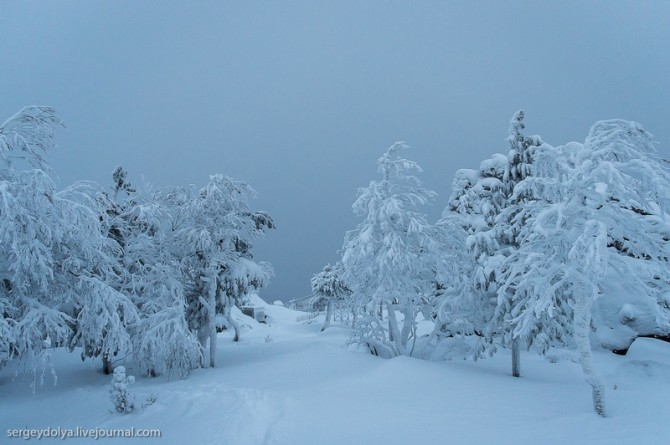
[1,298,669,444]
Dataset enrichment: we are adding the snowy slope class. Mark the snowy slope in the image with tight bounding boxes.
[1,298,669,444]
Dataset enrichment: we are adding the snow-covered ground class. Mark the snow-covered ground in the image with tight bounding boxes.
[2,298,669,445]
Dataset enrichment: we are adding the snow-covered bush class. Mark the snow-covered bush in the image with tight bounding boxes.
[109,366,135,414]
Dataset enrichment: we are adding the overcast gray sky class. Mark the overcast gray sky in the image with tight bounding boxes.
[1,1,669,302]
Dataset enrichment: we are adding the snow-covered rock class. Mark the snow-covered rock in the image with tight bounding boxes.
[626,337,670,366]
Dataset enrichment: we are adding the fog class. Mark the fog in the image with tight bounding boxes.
[2,1,669,301]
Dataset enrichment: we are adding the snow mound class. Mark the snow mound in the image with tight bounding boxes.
[593,270,670,350]
[626,337,670,366]
[614,338,670,387]
[230,306,262,332]
[245,294,307,325]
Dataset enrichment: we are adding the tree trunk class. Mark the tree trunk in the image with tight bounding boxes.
[399,305,414,351]
[206,272,218,368]
[102,353,113,375]
[223,295,241,342]
[197,327,209,368]
[225,307,241,342]
[574,285,606,417]
[208,290,217,368]
[321,300,333,332]
[512,337,521,378]
[386,303,403,355]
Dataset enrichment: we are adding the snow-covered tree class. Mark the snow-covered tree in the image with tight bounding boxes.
[570,220,609,416]
[496,119,670,416]
[489,111,546,376]
[311,262,351,332]
[0,108,71,383]
[342,142,440,357]
[422,213,473,359]
[172,174,274,367]
[58,177,141,375]
[0,106,62,175]
[0,106,278,383]
[0,107,135,382]
[219,257,273,342]
[0,169,72,376]
[132,268,201,378]
[439,111,544,375]
[109,181,201,377]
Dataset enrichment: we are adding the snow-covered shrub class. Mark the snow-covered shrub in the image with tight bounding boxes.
[109,366,135,414]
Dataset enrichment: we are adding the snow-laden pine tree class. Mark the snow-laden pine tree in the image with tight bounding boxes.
[219,256,273,342]
[171,174,273,367]
[31,174,141,376]
[490,112,546,376]
[0,167,73,381]
[311,262,351,332]
[58,175,144,375]
[422,213,473,359]
[497,119,670,416]
[106,178,201,377]
[0,107,139,383]
[342,142,440,357]
[0,108,71,381]
[439,111,544,376]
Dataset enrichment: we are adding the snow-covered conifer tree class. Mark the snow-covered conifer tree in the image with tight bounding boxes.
[342,142,439,357]
[110,180,202,377]
[497,119,670,415]
[311,262,351,332]
[172,175,273,367]
[219,257,273,342]
[423,213,473,359]
[57,178,141,374]
[0,107,72,383]
[0,108,144,381]
[440,111,544,375]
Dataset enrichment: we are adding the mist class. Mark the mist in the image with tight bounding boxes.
[2,1,668,301]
